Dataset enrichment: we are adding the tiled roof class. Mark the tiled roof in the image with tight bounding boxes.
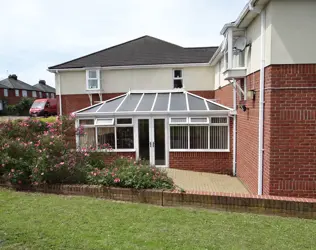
[49,36,217,70]
[0,77,37,91]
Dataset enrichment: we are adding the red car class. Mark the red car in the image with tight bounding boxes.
[29,98,57,117]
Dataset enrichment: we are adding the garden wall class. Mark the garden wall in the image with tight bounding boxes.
[1,182,315,219]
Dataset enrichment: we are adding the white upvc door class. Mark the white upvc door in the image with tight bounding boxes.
[136,117,168,167]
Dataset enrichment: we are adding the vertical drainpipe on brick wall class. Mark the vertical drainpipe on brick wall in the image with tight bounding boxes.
[233,80,237,176]
[258,8,266,195]
[56,70,63,116]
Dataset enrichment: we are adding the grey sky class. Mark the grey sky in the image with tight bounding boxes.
[0,0,247,87]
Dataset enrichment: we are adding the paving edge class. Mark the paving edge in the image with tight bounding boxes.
[0,183,315,219]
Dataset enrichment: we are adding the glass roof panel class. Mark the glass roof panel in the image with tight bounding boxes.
[153,93,169,111]
[187,94,207,110]
[207,101,227,110]
[97,96,125,112]
[169,93,187,111]
[78,103,102,113]
[117,93,142,112]
[137,93,156,111]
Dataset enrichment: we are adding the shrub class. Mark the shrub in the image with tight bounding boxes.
[6,98,35,116]
[87,158,174,190]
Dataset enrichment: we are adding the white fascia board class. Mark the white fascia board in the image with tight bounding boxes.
[47,63,210,73]
[76,110,231,118]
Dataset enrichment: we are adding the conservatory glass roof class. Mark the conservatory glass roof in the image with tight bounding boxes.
[75,90,232,117]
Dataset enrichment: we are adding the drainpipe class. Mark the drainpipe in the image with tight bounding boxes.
[258,9,266,195]
[233,79,237,176]
[57,70,63,116]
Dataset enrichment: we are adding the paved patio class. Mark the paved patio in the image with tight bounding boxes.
[166,168,249,194]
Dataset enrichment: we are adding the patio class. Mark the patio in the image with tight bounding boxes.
[166,168,249,194]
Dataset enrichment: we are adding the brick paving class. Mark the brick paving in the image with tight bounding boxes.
[166,168,249,194]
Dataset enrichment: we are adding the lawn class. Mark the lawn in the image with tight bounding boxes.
[0,189,315,250]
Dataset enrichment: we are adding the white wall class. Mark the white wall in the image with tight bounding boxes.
[214,59,230,89]
[270,0,316,64]
[57,66,215,95]
[245,2,272,75]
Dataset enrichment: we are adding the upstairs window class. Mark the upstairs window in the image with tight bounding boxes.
[173,69,183,88]
[22,90,27,97]
[86,70,100,90]
[15,90,19,96]
[4,89,8,97]
[32,91,37,98]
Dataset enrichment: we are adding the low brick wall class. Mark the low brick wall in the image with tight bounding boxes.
[1,182,315,219]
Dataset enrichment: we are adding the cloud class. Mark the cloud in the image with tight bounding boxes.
[0,0,246,88]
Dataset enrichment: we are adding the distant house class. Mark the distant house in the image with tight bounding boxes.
[0,74,39,106]
[33,80,56,99]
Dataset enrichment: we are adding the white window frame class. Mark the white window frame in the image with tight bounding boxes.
[22,90,27,97]
[77,118,135,152]
[32,91,37,98]
[39,92,42,98]
[15,89,19,97]
[95,118,114,126]
[189,117,209,124]
[169,117,188,125]
[116,117,133,126]
[173,69,183,89]
[4,89,8,97]
[86,69,100,90]
[51,93,55,98]
[169,116,230,152]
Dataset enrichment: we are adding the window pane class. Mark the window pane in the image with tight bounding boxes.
[51,93,54,98]
[117,118,132,125]
[39,92,42,98]
[88,79,99,89]
[79,119,94,125]
[136,93,156,111]
[22,90,27,97]
[211,117,228,124]
[15,90,19,96]
[153,93,169,111]
[117,127,134,149]
[174,70,182,78]
[190,126,208,149]
[187,94,207,110]
[79,127,96,150]
[32,91,37,97]
[4,89,8,97]
[97,127,115,149]
[173,79,183,88]
[117,93,142,112]
[170,126,188,149]
[170,93,186,111]
[88,70,97,78]
[210,126,228,149]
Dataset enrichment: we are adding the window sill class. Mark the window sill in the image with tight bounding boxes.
[169,149,230,153]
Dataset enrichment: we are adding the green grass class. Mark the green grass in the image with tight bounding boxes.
[0,189,315,250]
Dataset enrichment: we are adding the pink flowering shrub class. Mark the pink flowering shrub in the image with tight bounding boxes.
[87,157,174,189]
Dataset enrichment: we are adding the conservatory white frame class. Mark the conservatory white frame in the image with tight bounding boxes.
[74,89,233,167]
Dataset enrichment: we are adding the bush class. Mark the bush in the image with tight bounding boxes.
[6,98,35,116]
[0,115,175,190]
[87,158,174,189]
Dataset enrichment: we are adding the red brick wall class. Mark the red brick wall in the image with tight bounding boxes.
[57,93,124,115]
[266,64,316,198]
[214,84,234,108]
[104,152,136,165]
[215,64,316,198]
[189,90,215,100]
[169,119,233,175]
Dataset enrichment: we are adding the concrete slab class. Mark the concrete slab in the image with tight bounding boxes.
[166,168,249,194]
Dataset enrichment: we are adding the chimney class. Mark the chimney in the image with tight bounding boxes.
[39,80,46,85]
[8,74,18,80]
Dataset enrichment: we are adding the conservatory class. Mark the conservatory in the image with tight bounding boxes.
[75,89,233,168]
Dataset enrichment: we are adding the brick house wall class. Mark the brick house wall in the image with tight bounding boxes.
[215,64,316,198]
